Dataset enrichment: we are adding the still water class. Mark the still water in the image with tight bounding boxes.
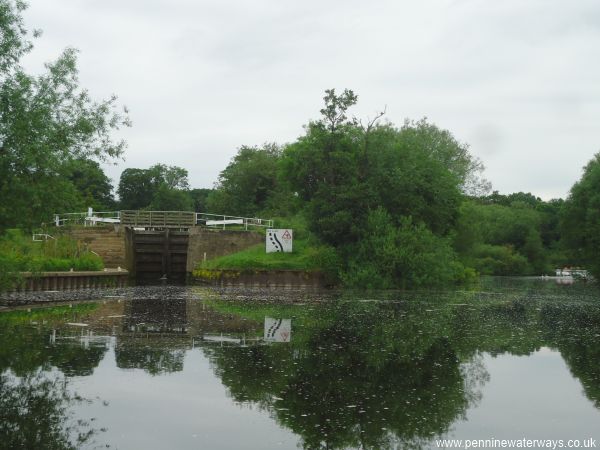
[1,278,600,449]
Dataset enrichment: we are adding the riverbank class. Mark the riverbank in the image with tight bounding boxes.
[0,230,105,291]
[192,238,337,288]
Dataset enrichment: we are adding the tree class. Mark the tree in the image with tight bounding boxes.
[149,184,193,211]
[206,143,290,216]
[0,0,129,230]
[63,158,115,211]
[561,153,600,278]
[117,168,158,210]
[277,89,476,286]
[281,90,464,247]
[398,118,491,196]
[453,200,551,275]
[117,164,191,210]
[189,188,213,212]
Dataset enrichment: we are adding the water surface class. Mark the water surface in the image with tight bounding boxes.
[1,278,599,449]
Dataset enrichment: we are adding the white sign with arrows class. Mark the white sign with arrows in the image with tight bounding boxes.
[266,229,293,253]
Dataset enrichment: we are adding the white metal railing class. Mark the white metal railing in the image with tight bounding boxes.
[54,208,120,227]
[196,213,273,230]
[32,233,56,241]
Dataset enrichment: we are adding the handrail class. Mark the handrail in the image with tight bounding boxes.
[52,209,274,230]
[196,213,274,230]
[120,210,195,228]
[54,210,120,227]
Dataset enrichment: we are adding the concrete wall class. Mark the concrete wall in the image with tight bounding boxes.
[6,270,129,294]
[66,225,127,269]
[186,228,263,272]
[191,268,326,289]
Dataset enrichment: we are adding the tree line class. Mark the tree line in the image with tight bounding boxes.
[1,0,599,286]
[202,89,599,285]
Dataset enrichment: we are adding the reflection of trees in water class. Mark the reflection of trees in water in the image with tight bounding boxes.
[3,292,600,448]
[0,371,101,450]
[461,352,490,407]
[204,301,490,449]
[0,325,108,377]
[539,304,600,408]
[202,295,600,448]
[115,341,186,375]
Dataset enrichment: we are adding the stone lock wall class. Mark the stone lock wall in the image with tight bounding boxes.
[66,225,127,269]
[186,228,263,272]
[65,226,263,275]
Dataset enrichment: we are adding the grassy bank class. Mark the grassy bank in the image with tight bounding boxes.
[0,230,104,290]
[197,238,337,271]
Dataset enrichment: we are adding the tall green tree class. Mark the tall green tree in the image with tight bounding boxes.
[117,164,192,210]
[0,0,129,230]
[281,89,465,247]
[62,158,115,211]
[277,89,476,286]
[561,153,600,278]
[149,184,193,211]
[398,119,490,196]
[117,168,158,210]
[206,143,291,216]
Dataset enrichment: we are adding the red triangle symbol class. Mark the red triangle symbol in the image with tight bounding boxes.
[282,230,291,239]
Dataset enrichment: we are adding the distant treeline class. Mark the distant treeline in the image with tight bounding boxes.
[1,2,598,286]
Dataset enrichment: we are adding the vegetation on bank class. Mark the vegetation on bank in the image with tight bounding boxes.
[0,230,104,290]
[198,239,336,272]
[192,90,568,287]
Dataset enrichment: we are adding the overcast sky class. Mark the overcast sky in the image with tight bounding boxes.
[21,0,600,200]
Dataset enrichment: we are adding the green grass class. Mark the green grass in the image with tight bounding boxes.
[0,229,104,290]
[198,238,333,271]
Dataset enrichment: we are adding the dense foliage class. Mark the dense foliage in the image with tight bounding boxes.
[206,143,290,216]
[0,0,128,230]
[453,193,564,276]
[117,163,193,211]
[561,153,600,279]
[204,89,576,286]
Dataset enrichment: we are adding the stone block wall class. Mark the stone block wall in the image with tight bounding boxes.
[66,225,127,269]
[186,228,263,272]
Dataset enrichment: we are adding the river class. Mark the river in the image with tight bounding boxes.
[1,278,599,449]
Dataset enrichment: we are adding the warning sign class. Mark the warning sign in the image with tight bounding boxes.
[266,229,293,253]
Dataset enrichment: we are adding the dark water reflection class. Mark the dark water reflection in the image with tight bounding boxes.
[1,279,600,449]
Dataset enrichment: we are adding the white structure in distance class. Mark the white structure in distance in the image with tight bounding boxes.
[266,229,293,253]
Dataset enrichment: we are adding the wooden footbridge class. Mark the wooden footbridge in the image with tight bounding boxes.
[54,209,273,230]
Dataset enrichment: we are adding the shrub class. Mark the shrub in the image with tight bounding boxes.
[342,209,468,289]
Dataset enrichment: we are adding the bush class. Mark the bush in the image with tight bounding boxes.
[341,209,468,289]
[469,244,530,276]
